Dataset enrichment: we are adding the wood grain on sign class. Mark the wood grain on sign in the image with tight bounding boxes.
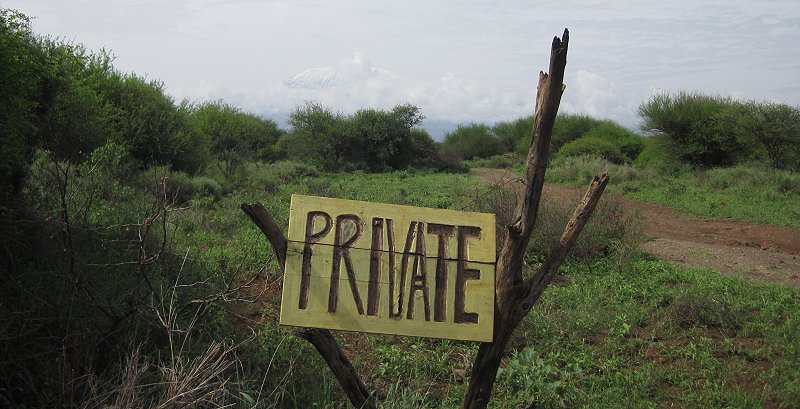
[280,194,496,342]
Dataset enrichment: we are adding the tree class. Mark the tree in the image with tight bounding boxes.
[282,102,425,172]
[190,100,282,179]
[281,101,341,170]
[242,29,609,409]
[442,123,502,160]
[740,101,800,171]
[37,42,118,164]
[344,104,424,171]
[638,92,758,166]
[104,74,209,172]
[0,8,44,203]
[493,116,534,154]
[557,121,645,163]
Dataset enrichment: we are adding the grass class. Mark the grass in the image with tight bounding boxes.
[497,256,800,408]
[198,166,798,408]
[355,254,800,408]
[18,158,798,407]
[546,155,800,228]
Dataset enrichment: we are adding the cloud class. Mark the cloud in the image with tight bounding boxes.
[173,53,644,131]
[192,53,543,125]
[563,70,616,118]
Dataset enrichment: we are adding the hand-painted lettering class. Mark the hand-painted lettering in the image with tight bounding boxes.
[300,211,332,309]
[455,225,481,324]
[427,223,455,322]
[328,214,364,314]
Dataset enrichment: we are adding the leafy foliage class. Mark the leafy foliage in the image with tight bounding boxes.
[3,7,800,408]
[441,123,502,160]
[738,101,800,171]
[638,92,764,166]
[495,114,608,157]
[281,102,451,172]
[557,137,626,164]
[189,100,283,179]
[557,122,645,164]
[0,9,46,202]
[105,74,201,171]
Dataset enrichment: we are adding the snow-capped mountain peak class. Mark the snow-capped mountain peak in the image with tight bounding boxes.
[283,53,402,89]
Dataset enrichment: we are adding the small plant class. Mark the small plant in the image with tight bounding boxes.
[496,347,584,408]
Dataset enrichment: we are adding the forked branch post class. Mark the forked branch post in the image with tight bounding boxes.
[242,28,609,409]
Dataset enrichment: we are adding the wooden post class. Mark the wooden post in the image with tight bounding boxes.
[459,29,609,408]
[243,28,609,409]
[241,203,376,409]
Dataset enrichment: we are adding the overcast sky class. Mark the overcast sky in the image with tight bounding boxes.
[7,0,800,133]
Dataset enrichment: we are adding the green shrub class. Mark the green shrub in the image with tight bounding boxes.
[633,134,686,174]
[532,192,643,263]
[638,92,762,166]
[551,114,605,152]
[467,174,643,263]
[582,122,645,161]
[667,294,745,330]
[465,153,525,169]
[496,347,584,408]
[514,114,606,156]
[493,116,535,154]
[738,101,800,171]
[462,184,518,251]
[549,155,611,185]
[283,103,425,172]
[442,123,502,160]
[138,166,222,203]
[557,137,626,164]
[777,175,800,195]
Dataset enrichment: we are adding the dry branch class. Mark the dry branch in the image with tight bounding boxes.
[242,28,608,409]
[460,28,608,409]
[240,203,376,408]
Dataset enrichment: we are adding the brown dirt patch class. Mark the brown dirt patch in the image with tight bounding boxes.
[475,168,800,288]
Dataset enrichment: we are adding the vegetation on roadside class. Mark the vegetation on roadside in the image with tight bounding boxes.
[2,6,799,408]
[547,155,800,228]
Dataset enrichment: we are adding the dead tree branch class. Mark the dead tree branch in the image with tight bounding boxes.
[460,28,609,409]
[242,28,607,409]
[240,203,376,409]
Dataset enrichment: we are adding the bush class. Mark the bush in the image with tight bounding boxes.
[466,175,643,263]
[667,294,744,330]
[557,137,626,164]
[551,114,605,152]
[513,114,607,156]
[638,92,762,166]
[581,122,645,161]
[738,101,800,171]
[407,128,462,172]
[531,191,643,263]
[465,153,525,169]
[282,103,425,172]
[462,184,518,251]
[633,134,686,174]
[139,166,222,203]
[549,155,650,186]
[493,116,534,154]
[442,123,502,160]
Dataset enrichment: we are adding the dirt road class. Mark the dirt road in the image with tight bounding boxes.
[475,168,800,288]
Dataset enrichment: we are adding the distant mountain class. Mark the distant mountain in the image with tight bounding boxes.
[268,54,461,140]
[283,53,402,89]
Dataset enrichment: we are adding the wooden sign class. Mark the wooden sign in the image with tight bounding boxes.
[279,194,496,342]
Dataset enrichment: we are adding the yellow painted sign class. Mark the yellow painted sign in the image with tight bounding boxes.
[280,194,496,342]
